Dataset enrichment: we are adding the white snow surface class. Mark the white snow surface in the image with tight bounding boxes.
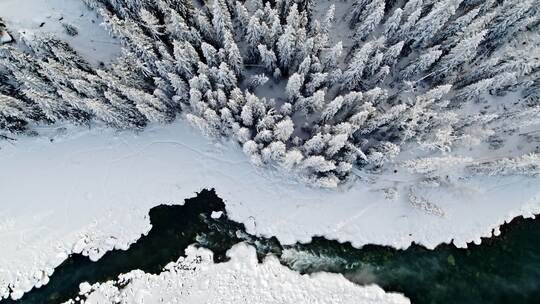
[0,31,13,44]
[0,0,120,65]
[1,120,539,300]
[65,243,410,304]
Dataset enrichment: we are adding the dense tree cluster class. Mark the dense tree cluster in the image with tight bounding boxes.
[0,0,538,187]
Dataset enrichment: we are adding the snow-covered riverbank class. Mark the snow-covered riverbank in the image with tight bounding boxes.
[1,120,539,299]
[65,243,410,304]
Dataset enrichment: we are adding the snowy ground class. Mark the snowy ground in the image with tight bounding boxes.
[0,0,120,65]
[1,120,539,300]
[64,243,409,304]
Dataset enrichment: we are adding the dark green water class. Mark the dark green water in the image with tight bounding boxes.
[4,189,540,304]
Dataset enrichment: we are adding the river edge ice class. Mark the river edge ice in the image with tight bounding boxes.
[1,120,539,300]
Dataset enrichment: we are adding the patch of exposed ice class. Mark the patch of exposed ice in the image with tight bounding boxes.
[64,243,410,304]
[1,120,539,300]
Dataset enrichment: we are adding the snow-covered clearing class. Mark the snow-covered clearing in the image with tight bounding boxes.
[1,120,539,299]
[0,0,120,65]
[64,243,410,304]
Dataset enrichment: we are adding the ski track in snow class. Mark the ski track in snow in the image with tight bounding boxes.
[1,120,539,300]
[65,244,410,304]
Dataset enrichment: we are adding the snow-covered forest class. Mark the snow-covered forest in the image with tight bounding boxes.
[1,0,539,188]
